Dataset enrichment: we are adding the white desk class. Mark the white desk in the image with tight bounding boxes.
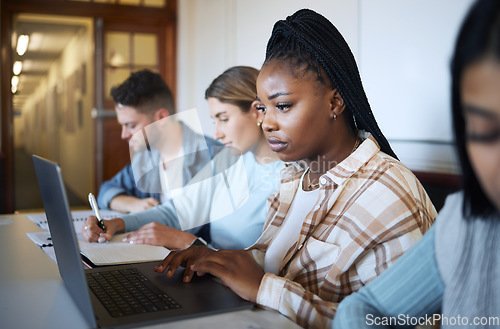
[0,213,302,329]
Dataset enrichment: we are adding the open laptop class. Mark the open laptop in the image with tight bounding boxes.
[32,155,253,329]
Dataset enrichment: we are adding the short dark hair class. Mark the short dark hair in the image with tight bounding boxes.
[264,9,397,160]
[110,69,175,116]
[205,66,259,113]
[451,0,500,218]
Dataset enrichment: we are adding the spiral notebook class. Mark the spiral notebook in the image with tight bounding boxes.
[26,209,123,232]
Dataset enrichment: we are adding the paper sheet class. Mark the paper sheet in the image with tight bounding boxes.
[79,233,170,265]
[27,231,170,266]
[26,231,54,247]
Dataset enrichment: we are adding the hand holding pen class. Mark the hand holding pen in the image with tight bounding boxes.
[88,193,107,242]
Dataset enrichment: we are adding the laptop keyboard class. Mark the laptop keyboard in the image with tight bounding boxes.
[86,268,181,317]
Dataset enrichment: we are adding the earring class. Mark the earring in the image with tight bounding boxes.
[257,121,263,127]
[331,103,337,120]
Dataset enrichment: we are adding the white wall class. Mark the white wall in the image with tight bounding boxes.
[177,0,359,134]
[177,0,475,174]
[359,0,473,174]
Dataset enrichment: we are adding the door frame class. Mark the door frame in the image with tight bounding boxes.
[96,20,173,189]
[0,0,177,213]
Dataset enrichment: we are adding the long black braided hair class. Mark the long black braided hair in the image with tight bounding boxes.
[264,9,398,159]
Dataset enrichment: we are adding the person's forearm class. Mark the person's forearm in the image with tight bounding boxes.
[120,200,181,232]
[109,195,140,213]
[179,232,198,249]
[108,217,126,234]
[97,163,136,209]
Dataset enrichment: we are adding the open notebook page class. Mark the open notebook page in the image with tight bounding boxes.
[79,233,170,266]
[27,231,170,266]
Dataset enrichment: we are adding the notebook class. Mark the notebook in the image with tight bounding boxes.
[26,209,124,232]
[32,155,253,328]
[26,230,171,266]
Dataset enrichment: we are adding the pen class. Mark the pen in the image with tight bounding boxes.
[88,193,106,233]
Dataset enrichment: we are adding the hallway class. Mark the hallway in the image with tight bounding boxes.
[14,148,85,211]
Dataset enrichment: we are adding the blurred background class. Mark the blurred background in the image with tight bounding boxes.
[1,0,471,213]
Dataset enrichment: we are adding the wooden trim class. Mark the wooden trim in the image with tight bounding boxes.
[164,7,177,100]
[413,171,462,189]
[2,0,175,25]
[1,4,14,213]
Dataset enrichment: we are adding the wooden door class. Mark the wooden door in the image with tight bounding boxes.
[0,0,177,213]
[94,21,171,188]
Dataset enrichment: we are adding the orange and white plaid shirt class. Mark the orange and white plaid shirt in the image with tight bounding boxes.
[249,133,437,329]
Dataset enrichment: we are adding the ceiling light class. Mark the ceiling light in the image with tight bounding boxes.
[13,61,23,75]
[11,75,19,86]
[16,34,29,56]
[11,75,19,94]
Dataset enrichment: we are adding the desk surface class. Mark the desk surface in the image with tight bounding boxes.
[0,213,302,329]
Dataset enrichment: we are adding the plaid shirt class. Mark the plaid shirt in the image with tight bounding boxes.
[249,133,437,329]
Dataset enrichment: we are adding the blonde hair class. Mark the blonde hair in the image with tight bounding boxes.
[205,66,259,113]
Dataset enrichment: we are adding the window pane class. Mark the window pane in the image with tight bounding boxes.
[133,65,158,74]
[133,33,157,67]
[144,0,165,7]
[119,0,140,5]
[106,32,130,69]
[68,0,166,6]
[105,68,131,101]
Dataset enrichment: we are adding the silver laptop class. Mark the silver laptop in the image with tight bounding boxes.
[32,155,253,328]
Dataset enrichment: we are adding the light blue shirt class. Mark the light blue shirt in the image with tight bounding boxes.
[334,224,443,328]
[120,152,283,250]
[334,191,500,329]
[97,122,221,209]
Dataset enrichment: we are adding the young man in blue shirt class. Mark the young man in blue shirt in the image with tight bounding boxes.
[98,69,220,213]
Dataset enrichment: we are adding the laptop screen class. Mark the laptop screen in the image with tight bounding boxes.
[32,155,97,328]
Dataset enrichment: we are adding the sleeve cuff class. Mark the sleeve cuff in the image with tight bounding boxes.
[120,213,142,232]
[256,273,286,311]
[249,249,266,268]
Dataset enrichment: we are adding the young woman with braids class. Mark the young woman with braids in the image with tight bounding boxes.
[154,9,436,329]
